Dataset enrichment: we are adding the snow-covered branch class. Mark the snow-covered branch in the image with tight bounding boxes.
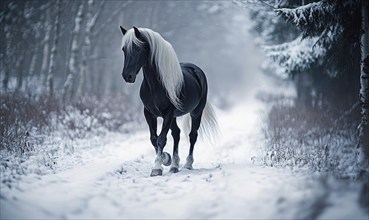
[275,1,335,35]
[264,35,326,76]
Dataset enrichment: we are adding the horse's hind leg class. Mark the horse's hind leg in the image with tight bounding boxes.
[169,118,180,173]
[183,113,202,170]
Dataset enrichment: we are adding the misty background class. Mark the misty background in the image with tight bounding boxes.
[1,0,368,218]
[0,0,366,188]
[0,1,266,108]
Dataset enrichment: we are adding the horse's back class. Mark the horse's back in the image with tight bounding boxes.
[180,62,208,97]
[173,63,207,117]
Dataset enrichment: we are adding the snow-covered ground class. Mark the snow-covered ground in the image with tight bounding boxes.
[1,98,368,219]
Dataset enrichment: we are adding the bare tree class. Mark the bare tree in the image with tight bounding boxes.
[358,0,369,165]
[47,0,62,97]
[40,8,51,82]
[62,2,84,101]
[77,0,104,97]
[1,1,16,92]
[15,3,28,91]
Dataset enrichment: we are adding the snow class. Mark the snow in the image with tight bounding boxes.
[0,58,367,217]
[1,1,367,218]
[1,97,368,219]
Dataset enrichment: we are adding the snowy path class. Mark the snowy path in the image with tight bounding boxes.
[1,102,367,219]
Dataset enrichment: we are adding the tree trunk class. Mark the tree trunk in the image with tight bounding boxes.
[15,50,25,91]
[2,2,14,93]
[77,0,102,97]
[358,0,369,166]
[16,1,26,91]
[62,2,84,102]
[29,49,37,78]
[47,0,62,98]
[41,8,51,83]
[295,73,313,108]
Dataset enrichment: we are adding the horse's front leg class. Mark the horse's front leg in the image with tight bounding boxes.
[144,109,158,153]
[151,112,173,177]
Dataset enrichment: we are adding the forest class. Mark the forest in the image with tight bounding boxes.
[1,0,368,219]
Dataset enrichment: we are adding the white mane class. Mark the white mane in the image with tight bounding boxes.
[122,28,184,109]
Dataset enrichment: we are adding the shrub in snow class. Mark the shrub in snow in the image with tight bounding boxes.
[0,92,141,188]
[0,93,60,153]
[259,97,360,178]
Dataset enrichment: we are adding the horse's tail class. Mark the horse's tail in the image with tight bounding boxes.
[183,102,220,143]
[199,102,220,143]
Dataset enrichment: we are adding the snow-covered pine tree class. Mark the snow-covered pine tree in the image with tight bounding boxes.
[272,0,361,76]
[239,0,301,45]
[241,0,326,107]
[266,0,365,160]
[265,0,361,107]
[237,0,301,76]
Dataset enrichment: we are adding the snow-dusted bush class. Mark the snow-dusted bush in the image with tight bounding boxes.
[56,96,140,140]
[259,98,360,178]
[0,93,60,153]
[0,92,140,187]
[1,93,138,152]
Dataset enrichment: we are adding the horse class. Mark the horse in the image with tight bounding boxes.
[119,26,218,176]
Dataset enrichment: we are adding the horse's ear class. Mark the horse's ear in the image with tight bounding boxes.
[133,26,141,38]
[120,26,127,35]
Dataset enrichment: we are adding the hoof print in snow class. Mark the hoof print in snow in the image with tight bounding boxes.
[169,167,179,173]
[150,169,163,177]
[162,152,172,166]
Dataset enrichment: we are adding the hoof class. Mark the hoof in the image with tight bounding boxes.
[162,152,172,166]
[169,167,179,173]
[150,169,163,177]
[183,156,194,170]
[183,165,193,170]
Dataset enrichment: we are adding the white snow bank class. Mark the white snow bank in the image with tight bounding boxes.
[1,97,367,219]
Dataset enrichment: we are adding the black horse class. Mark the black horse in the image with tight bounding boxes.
[120,26,218,176]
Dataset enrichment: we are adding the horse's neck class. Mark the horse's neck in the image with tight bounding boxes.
[142,62,162,91]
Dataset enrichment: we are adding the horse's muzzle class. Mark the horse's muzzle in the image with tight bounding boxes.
[122,73,135,83]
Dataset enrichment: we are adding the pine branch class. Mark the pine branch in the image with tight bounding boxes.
[275,1,335,36]
[264,35,326,76]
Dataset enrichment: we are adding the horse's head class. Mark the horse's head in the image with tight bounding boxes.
[120,26,149,83]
